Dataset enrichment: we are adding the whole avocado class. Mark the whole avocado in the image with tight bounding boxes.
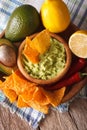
[5,4,40,42]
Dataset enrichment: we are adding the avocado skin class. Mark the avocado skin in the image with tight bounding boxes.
[0,38,14,47]
[0,63,16,75]
[5,4,40,42]
[0,38,16,75]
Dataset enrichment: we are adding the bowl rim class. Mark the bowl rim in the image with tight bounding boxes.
[17,31,72,85]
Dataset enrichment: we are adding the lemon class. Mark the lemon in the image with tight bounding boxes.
[40,0,70,33]
[5,5,40,42]
[69,30,87,58]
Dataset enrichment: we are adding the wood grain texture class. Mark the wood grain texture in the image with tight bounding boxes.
[69,98,87,130]
[0,105,34,130]
[40,98,87,130]
[0,98,87,130]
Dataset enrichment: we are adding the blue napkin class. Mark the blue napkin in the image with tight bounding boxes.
[0,0,87,129]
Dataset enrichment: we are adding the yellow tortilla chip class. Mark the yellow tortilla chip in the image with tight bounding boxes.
[0,75,14,90]
[28,100,49,114]
[33,87,50,106]
[20,87,36,102]
[3,88,17,103]
[12,70,37,94]
[0,80,2,84]
[0,74,17,102]
[40,87,66,107]
[30,29,51,54]
[22,30,50,63]
[17,95,29,108]
[23,37,40,63]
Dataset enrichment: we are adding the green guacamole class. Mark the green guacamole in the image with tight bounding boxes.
[22,38,66,80]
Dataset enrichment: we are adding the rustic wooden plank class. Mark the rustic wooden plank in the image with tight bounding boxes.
[40,111,78,130]
[0,98,87,130]
[0,104,10,130]
[40,98,87,130]
[9,113,33,130]
[40,109,77,130]
[69,98,87,130]
[0,104,34,130]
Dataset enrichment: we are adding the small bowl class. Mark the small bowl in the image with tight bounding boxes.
[17,32,72,85]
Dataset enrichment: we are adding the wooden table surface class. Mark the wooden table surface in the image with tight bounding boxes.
[0,97,87,130]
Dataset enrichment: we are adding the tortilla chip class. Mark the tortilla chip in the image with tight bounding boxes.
[17,95,29,108]
[30,29,51,54]
[0,80,3,89]
[40,87,66,107]
[1,75,14,89]
[33,87,50,106]
[3,88,17,103]
[28,100,49,114]
[22,30,50,63]
[19,87,36,102]
[12,70,37,94]
[23,37,40,63]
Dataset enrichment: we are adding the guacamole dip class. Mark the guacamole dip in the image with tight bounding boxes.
[22,38,66,80]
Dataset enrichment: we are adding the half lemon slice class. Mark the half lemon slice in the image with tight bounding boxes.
[69,30,87,58]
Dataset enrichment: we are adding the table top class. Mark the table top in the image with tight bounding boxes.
[0,97,87,130]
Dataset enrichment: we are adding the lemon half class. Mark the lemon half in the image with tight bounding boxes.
[69,30,87,58]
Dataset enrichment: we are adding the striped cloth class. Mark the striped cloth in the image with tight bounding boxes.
[0,0,87,33]
[0,0,87,129]
[63,0,87,30]
[0,0,44,33]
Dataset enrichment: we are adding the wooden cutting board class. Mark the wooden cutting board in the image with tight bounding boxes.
[59,23,87,103]
[0,23,87,104]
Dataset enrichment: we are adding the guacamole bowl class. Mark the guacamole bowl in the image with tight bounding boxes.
[17,31,72,85]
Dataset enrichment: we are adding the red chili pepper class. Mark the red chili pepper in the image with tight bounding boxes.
[63,58,87,79]
[44,72,87,91]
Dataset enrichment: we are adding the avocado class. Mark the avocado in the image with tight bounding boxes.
[5,4,40,42]
[0,38,14,48]
[0,38,17,75]
[0,63,16,75]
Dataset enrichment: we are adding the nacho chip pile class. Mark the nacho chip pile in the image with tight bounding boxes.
[0,70,66,114]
